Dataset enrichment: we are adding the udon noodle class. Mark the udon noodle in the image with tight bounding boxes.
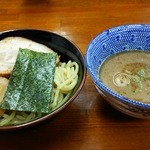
[0,60,79,126]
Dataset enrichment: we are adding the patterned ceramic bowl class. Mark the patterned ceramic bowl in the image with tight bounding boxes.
[85,24,150,119]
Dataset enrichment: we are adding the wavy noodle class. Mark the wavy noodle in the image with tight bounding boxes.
[0,60,79,126]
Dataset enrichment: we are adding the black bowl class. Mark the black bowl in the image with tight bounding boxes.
[0,29,86,130]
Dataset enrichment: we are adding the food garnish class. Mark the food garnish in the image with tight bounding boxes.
[1,48,57,113]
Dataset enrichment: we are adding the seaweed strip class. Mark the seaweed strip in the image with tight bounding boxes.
[1,48,56,113]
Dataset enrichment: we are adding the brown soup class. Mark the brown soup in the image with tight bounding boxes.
[99,51,150,103]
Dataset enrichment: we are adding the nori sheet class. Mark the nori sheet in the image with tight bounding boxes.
[1,48,56,113]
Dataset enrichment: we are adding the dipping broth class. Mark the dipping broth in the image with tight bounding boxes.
[99,51,150,103]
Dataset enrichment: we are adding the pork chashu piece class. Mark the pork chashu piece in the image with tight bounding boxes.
[0,37,59,77]
[0,76,9,117]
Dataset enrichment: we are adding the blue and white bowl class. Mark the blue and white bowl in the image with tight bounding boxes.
[85,24,150,119]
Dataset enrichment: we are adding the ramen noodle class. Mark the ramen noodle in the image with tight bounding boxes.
[0,60,79,126]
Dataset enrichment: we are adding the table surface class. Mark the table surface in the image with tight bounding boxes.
[0,0,150,149]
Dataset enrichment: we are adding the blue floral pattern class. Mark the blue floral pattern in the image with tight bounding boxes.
[85,24,150,118]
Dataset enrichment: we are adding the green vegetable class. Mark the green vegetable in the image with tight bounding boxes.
[137,68,150,79]
[1,48,57,113]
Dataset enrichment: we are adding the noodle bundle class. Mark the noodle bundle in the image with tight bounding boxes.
[0,60,79,126]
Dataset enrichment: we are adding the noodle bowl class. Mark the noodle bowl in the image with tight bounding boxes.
[0,29,86,129]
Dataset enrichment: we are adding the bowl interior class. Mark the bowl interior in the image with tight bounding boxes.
[0,29,86,130]
[86,24,150,108]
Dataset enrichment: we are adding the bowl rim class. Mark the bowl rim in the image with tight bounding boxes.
[85,24,150,109]
[0,29,87,131]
